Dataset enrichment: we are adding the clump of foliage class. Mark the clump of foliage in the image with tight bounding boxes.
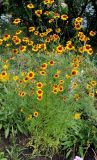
[0,0,97,160]
[2,0,97,43]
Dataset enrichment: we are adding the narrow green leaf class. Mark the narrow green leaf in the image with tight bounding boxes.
[66,149,72,158]
[17,124,23,133]
[0,124,2,129]
[5,126,10,138]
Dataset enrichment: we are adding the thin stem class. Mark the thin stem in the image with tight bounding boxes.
[92,149,97,160]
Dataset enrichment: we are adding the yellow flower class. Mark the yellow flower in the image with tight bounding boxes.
[90,80,96,87]
[23,76,30,82]
[34,112,39,118]
[72,58,79,63]
[0,39,3,45]
[48,60,55,66]
[74,94,80,101]
[13,76,19,81]
[34,31,39,35]
[44,11,50,15]
[13,38,21,45]
[1,71,8,77]
[0,71,9,81]
[52,34,59,41]
[74,17,83,30]
[13,18,21,24]
[32,45,39,52]
[2,64,9,70]
[35,10,42,17]
[41,63,48,70]
[66,43,75,51]
[59,80,64,84]
[27,114,32,120]
[71,69,78,76]
[57,70,61,74]
[22,37,29,43]
[21,71,26,76]
[55,28,61,33]
[44,0,50,5]
[39,43,46,50]
[72,82,78,89]
[3,34,11,41]
[27,3,34,9]
[18,80,23,84]
[72,63,79,68]
[74,23,81,30]
[88,92,94,97]
[49,19,54,23]
[50,0,54,4]
[87,48,93,55]
[5,43,11,47]
[46,28,53,33]
[37,95,43,101]
[28,26,35,32]
[89,31,96,37]
[58,85,64,92]
[54,13,60,19]
[75,17,83,23]
[86,84,92,90]
[65,74,71,79]
[12,49,19,54]
[19,45,27,52]
[74,113,81,120]
[39,71,46,76]
[18,92,26,97]
[61,14,68,20]
[36,89,43,96]
[79,47,84,54]
[53,84,58,89]
[54,74,59,78]
[16,30,22,35]
[84,44,91,51]
[52,88,58,94]
[37,82,43,88]
[28,71,35,79]
[28,40,34,46]
[56,45,64,54]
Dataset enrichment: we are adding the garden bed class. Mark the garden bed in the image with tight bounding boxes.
[0,1,97,160]
[0,134,96,160]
